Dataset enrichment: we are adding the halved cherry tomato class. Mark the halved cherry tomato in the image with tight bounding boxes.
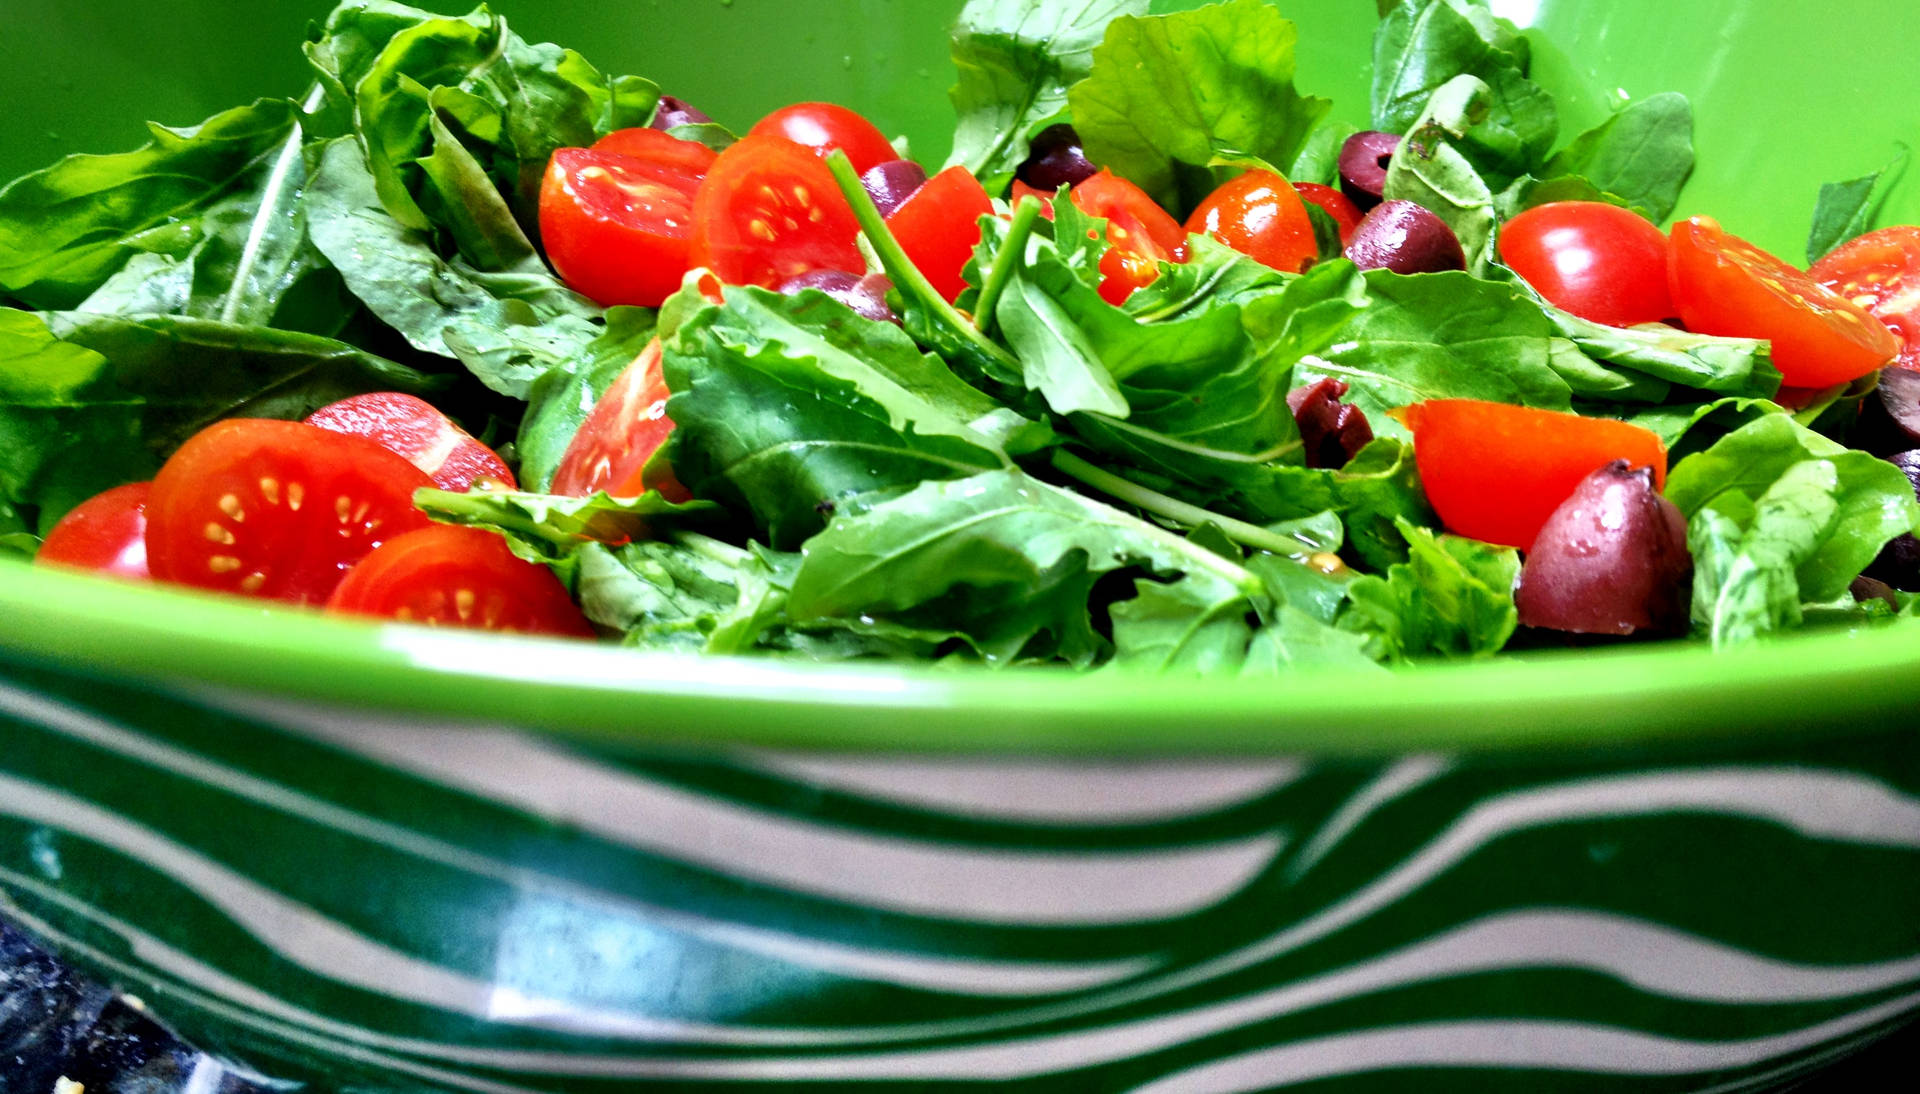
[35,481,151,579]
[688,134,864,289]
[1010,179,1056,219]
[551,338,692,501]
[539,134,714,307]
[1070,170,1189,305]
[306,393,513,492]
[1186,170,1318,274]
[146,419,433,604]
[747,102,896,175]
[1293,182,1364,244]
[1401,399,1668,550]
[326,524,595,638]
[1499,201,1673,327]
[885,165,992,302]
[1669,216,1898,388]
[1810,224,1920,373]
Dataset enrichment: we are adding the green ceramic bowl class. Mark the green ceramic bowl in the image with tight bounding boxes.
[3,1,1919,1091]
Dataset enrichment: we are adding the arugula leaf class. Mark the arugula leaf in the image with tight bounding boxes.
[1382,75,1500,274]
[1805,147,1910,263]
[1512,280,1781,399]
[1339,520,1521,661]
[1109,573,1257,674]
[413,486,716,566]
[1118,233,1291,322]
[993,259,1131,417]
[946,0,1145,195]
[1539,92,1694,222]
[1068,0,1331,214]
[0,99,301,310]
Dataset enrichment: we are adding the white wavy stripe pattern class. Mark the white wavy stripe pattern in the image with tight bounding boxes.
[0,682,1160,997]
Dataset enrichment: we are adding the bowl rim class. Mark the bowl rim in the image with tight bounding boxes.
[4,556,1917,756]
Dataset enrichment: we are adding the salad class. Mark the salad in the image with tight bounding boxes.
[3,0,1918,674]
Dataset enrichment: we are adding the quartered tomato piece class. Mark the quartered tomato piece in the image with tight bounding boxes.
[688,134,864,288]
[551,337,692,501]
[747,102,897,175]
[326,524,595,638]
[885,165,993,302]
[1070,170,1188,305]
[1401,399,1668,550]
[306,392,513,492]
[1500,201,1674,327]
[1669,216,1898,387]
[1293,182,1365,244]
[1186,170,1318,274]
[1810,224,1920,373]
[539,133,714,307]
[34,481,151,579]
[146,419,433,604]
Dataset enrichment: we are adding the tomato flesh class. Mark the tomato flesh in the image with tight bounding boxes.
[1069,170,1189,305]
[886,165,992,302]
[551,337,691,501]
[590,126,719,174]
[1499,201,1674,327]
[689,134,864,289]
[539,139,710,308]
[1402,399,1668,550]
[306,392,513,492]
[1669,216,1898,388]
[747,102,897,175]
[1810,224,1920,373]
[326,524,595,638]
[146,419,433,604]
[1186,170,1319,274]
[35,481,151,579]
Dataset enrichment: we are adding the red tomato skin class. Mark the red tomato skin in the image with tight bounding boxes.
[551,338,692,502]
[1293,182,1365,244]
[1069,170,1188,304]
[1185,170,1319,274]
[747,102,897,175]
[147,419,434,605]
[1810,224,1920,373]
[1402,400,1669,550]
[539,145,707,307]
[306,392,514,492]
[688,135,865,289]
[35,482,151,579]
[1010,179,1057,220]
[885,165,993,302]
[589,127,718,174]
[1669,216,1899,388]
[1499,202,1674,327]
[326,524,595,638]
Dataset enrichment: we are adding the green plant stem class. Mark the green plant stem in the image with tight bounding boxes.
[972,196,1043,339]
[1050,449,1319,559]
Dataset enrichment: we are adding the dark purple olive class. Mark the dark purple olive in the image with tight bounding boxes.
[1286,377,1374,470]
[860,159,929,218]
[777,270,897,324]
[1344,200,1466,275]
[1017,123,1098,191]
[649,95,714,131]
[1851,368,1920,457]
[1338,130,1401,210]
[1863,450,1920,590]
[1515,460,1693,636]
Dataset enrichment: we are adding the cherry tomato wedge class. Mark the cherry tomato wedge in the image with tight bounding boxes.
[146,419,433,604]
[885,165,992,302]
[1669,216,1898,388]
[326,524,595,638]
[306,392,513,492]
[688,134,864,289]
[747,102,896,175]
[34,481,151,579]
[1010,179,1056,219]
[539,136,712,307]
[1293,182,1364,244]
[551,337,692,501]
[1810,224,1920,373]
[1498,201,1674,327]
[1070,170,1189,305]
[1186,170,1318,274]
[1401,399,1668,550]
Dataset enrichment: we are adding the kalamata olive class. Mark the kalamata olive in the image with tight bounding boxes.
[1338,130,1401,210]
[1017,123,1098,191]
[1852,368,1920,457]
[649,95,713,131]
[777,270,897,325]
[860,159,929,218]
[1287,377,1374,469]
[1343,200,1466,275]
[1515,460,1692,636]
[1863,449,1920,590]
